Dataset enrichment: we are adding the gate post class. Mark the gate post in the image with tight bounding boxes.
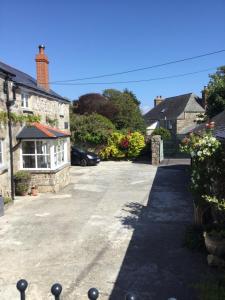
[151,135,163,165]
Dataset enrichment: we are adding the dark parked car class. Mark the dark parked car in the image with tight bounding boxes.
[71,147,100,166]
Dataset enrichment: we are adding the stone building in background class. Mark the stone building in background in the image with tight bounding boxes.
[0,45,71,197]
[144,93,205,156]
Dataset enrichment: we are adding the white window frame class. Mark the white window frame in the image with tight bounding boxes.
[0,139,3,167]
[20,139,68,171]
[21,93,29,108]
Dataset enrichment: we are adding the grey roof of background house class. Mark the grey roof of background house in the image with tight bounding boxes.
[144,93,204,124]
[0,61,70,103]
[193,109,225,140]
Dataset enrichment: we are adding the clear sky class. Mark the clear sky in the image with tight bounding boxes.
[1,0,225,112]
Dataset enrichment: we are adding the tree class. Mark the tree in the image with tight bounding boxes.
[123,88,140,105]
[72,93,118,120]
[206,66,225,118]
[102,89,146,133]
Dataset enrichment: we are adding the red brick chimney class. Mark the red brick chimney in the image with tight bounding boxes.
[35,45,49,91]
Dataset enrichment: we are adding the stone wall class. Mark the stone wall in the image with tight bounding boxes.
[30,164,70,193]
[151,135,163,165]
[0,170,10,197]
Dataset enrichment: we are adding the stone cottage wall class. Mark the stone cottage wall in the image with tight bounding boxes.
[12,89,70,131]
[0,77,10,197]
[177,112,199,134]
[30,164,70,193]
[0,75,71,196]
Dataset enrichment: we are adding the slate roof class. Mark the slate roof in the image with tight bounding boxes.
[144,93,204,124]
[0,61,69,103]
[193,110,225,140]
[17,123,70,139]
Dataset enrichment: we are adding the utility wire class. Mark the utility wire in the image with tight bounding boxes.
[50,49,225,83]
[51,67,217,86]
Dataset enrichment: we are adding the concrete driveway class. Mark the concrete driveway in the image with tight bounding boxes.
[0,161,157,299]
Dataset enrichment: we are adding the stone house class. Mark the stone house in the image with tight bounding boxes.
[0,45,70,197]
[144,93,205,156]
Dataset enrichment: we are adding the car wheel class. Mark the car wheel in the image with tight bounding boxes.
[80,159,87,167]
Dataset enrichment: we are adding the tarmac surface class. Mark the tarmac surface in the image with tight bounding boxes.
[0,160,211,299]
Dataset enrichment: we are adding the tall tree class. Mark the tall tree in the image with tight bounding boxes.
[72,93,118,119]
[206,66,225,118]
[123,88,140,105]
[103,89,145,133]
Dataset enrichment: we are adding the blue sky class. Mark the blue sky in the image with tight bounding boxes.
[0,0,225,112]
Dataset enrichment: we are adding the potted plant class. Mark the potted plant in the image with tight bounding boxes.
[14,171,31,196]
[31,185,38,196]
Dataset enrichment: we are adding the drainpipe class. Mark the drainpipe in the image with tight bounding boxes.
[4,76,15,200]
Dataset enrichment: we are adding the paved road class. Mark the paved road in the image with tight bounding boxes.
[0,162,157,299]
[0,160,211,299]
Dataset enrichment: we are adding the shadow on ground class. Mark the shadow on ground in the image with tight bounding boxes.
[109,162,212,300]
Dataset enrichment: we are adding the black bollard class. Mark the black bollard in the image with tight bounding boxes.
[88,288,99,299]
[125,292,137,300]
[16,279,28,300]
[51,283,62,300]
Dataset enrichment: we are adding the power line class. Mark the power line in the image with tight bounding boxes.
[51,67,217,86]
[50,49,225,83]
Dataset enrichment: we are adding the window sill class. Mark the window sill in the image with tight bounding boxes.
[22,162,70,174]
[22,109,33,114]
[0,166,8,175]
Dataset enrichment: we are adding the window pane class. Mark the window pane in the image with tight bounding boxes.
[37,155,50,168]
[57,151,62,165]
[23,155,35,168]
[22,141,35,154]
[36,141,50,154]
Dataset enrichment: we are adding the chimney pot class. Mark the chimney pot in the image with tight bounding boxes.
[154,95,164,107]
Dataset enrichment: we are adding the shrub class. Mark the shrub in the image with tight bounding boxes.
[14,171,31,196]
[3,197,12,205]
[183,225,206,251]
[70,113,115,145]
[14,171,31,181]
[127,132,146,158]
[195,275,225,300]
[99,131,145,160]
[152,127,171,140]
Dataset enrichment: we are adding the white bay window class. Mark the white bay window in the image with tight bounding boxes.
[21,139,67,170]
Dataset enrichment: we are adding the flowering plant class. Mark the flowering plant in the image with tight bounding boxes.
[180,132,220,161]
[120,137,130,150]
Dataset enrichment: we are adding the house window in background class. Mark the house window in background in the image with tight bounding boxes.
[21,93,29,108]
